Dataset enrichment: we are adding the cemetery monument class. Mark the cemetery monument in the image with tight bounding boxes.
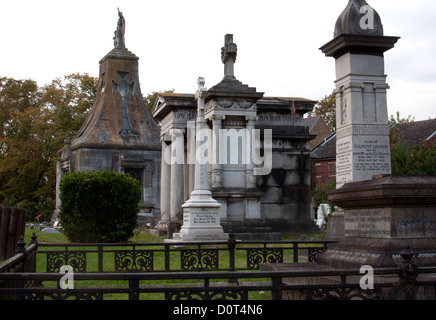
[152,34,317,238]
[55,10,162,226]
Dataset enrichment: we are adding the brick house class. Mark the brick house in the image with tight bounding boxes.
[311,133,336,188]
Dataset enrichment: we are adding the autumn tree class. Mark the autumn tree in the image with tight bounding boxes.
[0,74,97,220]
[143,89,174,123]
[307,94,336,132]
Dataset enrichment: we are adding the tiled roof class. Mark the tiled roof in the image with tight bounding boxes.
[312,133,336,160]
[393,118,436,147]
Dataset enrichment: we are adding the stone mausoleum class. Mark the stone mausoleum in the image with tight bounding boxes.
[152,34,317,237]
[54,10,162,225]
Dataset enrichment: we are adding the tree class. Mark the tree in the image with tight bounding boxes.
[143,89,174,123]
[389,111,435,175]
[391,142,436,175]
[307,94,336,132]
[0,74,97,220]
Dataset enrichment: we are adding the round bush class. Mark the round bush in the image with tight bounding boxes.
[59,170,141,243]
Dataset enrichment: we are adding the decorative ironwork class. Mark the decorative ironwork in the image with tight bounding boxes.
[181,249,219,271]
[247,248,283,269]
[166,290,248,300]
[308,247,328,262]
[115,250,153,271]
[18,292,103,300]
[308,286,383,300]
[46,251,86,272]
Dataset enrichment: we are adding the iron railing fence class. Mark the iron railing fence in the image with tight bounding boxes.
[2,232,436,300]
[1,266,436,300]
[35,233,335,273]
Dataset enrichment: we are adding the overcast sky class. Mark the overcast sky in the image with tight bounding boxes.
[1,0,435,121]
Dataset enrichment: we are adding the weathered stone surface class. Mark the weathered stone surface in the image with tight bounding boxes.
[55,12,161,225]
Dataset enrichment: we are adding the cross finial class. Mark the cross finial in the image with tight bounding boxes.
[221,34,237,79]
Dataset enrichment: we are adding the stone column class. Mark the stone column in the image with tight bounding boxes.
[156,137,171,231]
[211,114,225,189]
[170,129,185,223]
[245,116,257,189]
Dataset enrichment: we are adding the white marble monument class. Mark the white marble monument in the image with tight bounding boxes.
[320,0,399,188]
[167,78,227,242]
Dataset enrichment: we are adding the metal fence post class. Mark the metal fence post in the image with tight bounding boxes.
[164,243,170,272]
[399,244,418,300]
[293,243,298,263]
[271,277,283,300]
[227,231,237,284]
[98,244,103,272]
[129,279,140,300]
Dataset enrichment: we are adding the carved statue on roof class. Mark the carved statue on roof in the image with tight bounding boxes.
[113,8,126,49]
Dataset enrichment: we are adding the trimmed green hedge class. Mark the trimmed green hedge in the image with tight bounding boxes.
[59,170,141,243]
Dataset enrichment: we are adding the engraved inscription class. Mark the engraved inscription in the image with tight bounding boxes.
[345,209,391,238]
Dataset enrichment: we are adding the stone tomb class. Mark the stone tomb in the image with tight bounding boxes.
[152,34,316,237]
[55,10,161,226]
[318,175,436,269]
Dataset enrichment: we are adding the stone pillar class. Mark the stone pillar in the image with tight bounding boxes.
[170,129,185,223]
[211,114,225,189]
[156,138,171,231]
[320,1,399,189]
[245,116,257,189]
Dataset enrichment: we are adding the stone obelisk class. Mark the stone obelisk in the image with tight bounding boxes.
[167,78,227,242]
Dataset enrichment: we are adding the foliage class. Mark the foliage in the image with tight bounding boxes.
[388,111,435,174]
[307,94,336,132]
[391,142,436,175]
[311,178,336,209]
[0,74,97,220]
[143,89,174,123]
[59,170,141,243]
[0,73,168,223]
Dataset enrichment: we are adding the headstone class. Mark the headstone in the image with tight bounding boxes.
[41,227,60,234]
[166,78,227,242]
[316,204,330,228]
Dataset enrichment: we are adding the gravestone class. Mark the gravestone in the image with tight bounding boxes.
[319,0,399,240]
[166,78,227,242]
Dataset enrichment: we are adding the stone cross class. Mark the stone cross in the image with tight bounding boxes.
[112,71,138,135]
[221,34,237,79]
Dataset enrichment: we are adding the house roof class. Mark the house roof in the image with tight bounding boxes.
[393,118,436,147]
[303,116,322,131]
[312,133,336,160]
